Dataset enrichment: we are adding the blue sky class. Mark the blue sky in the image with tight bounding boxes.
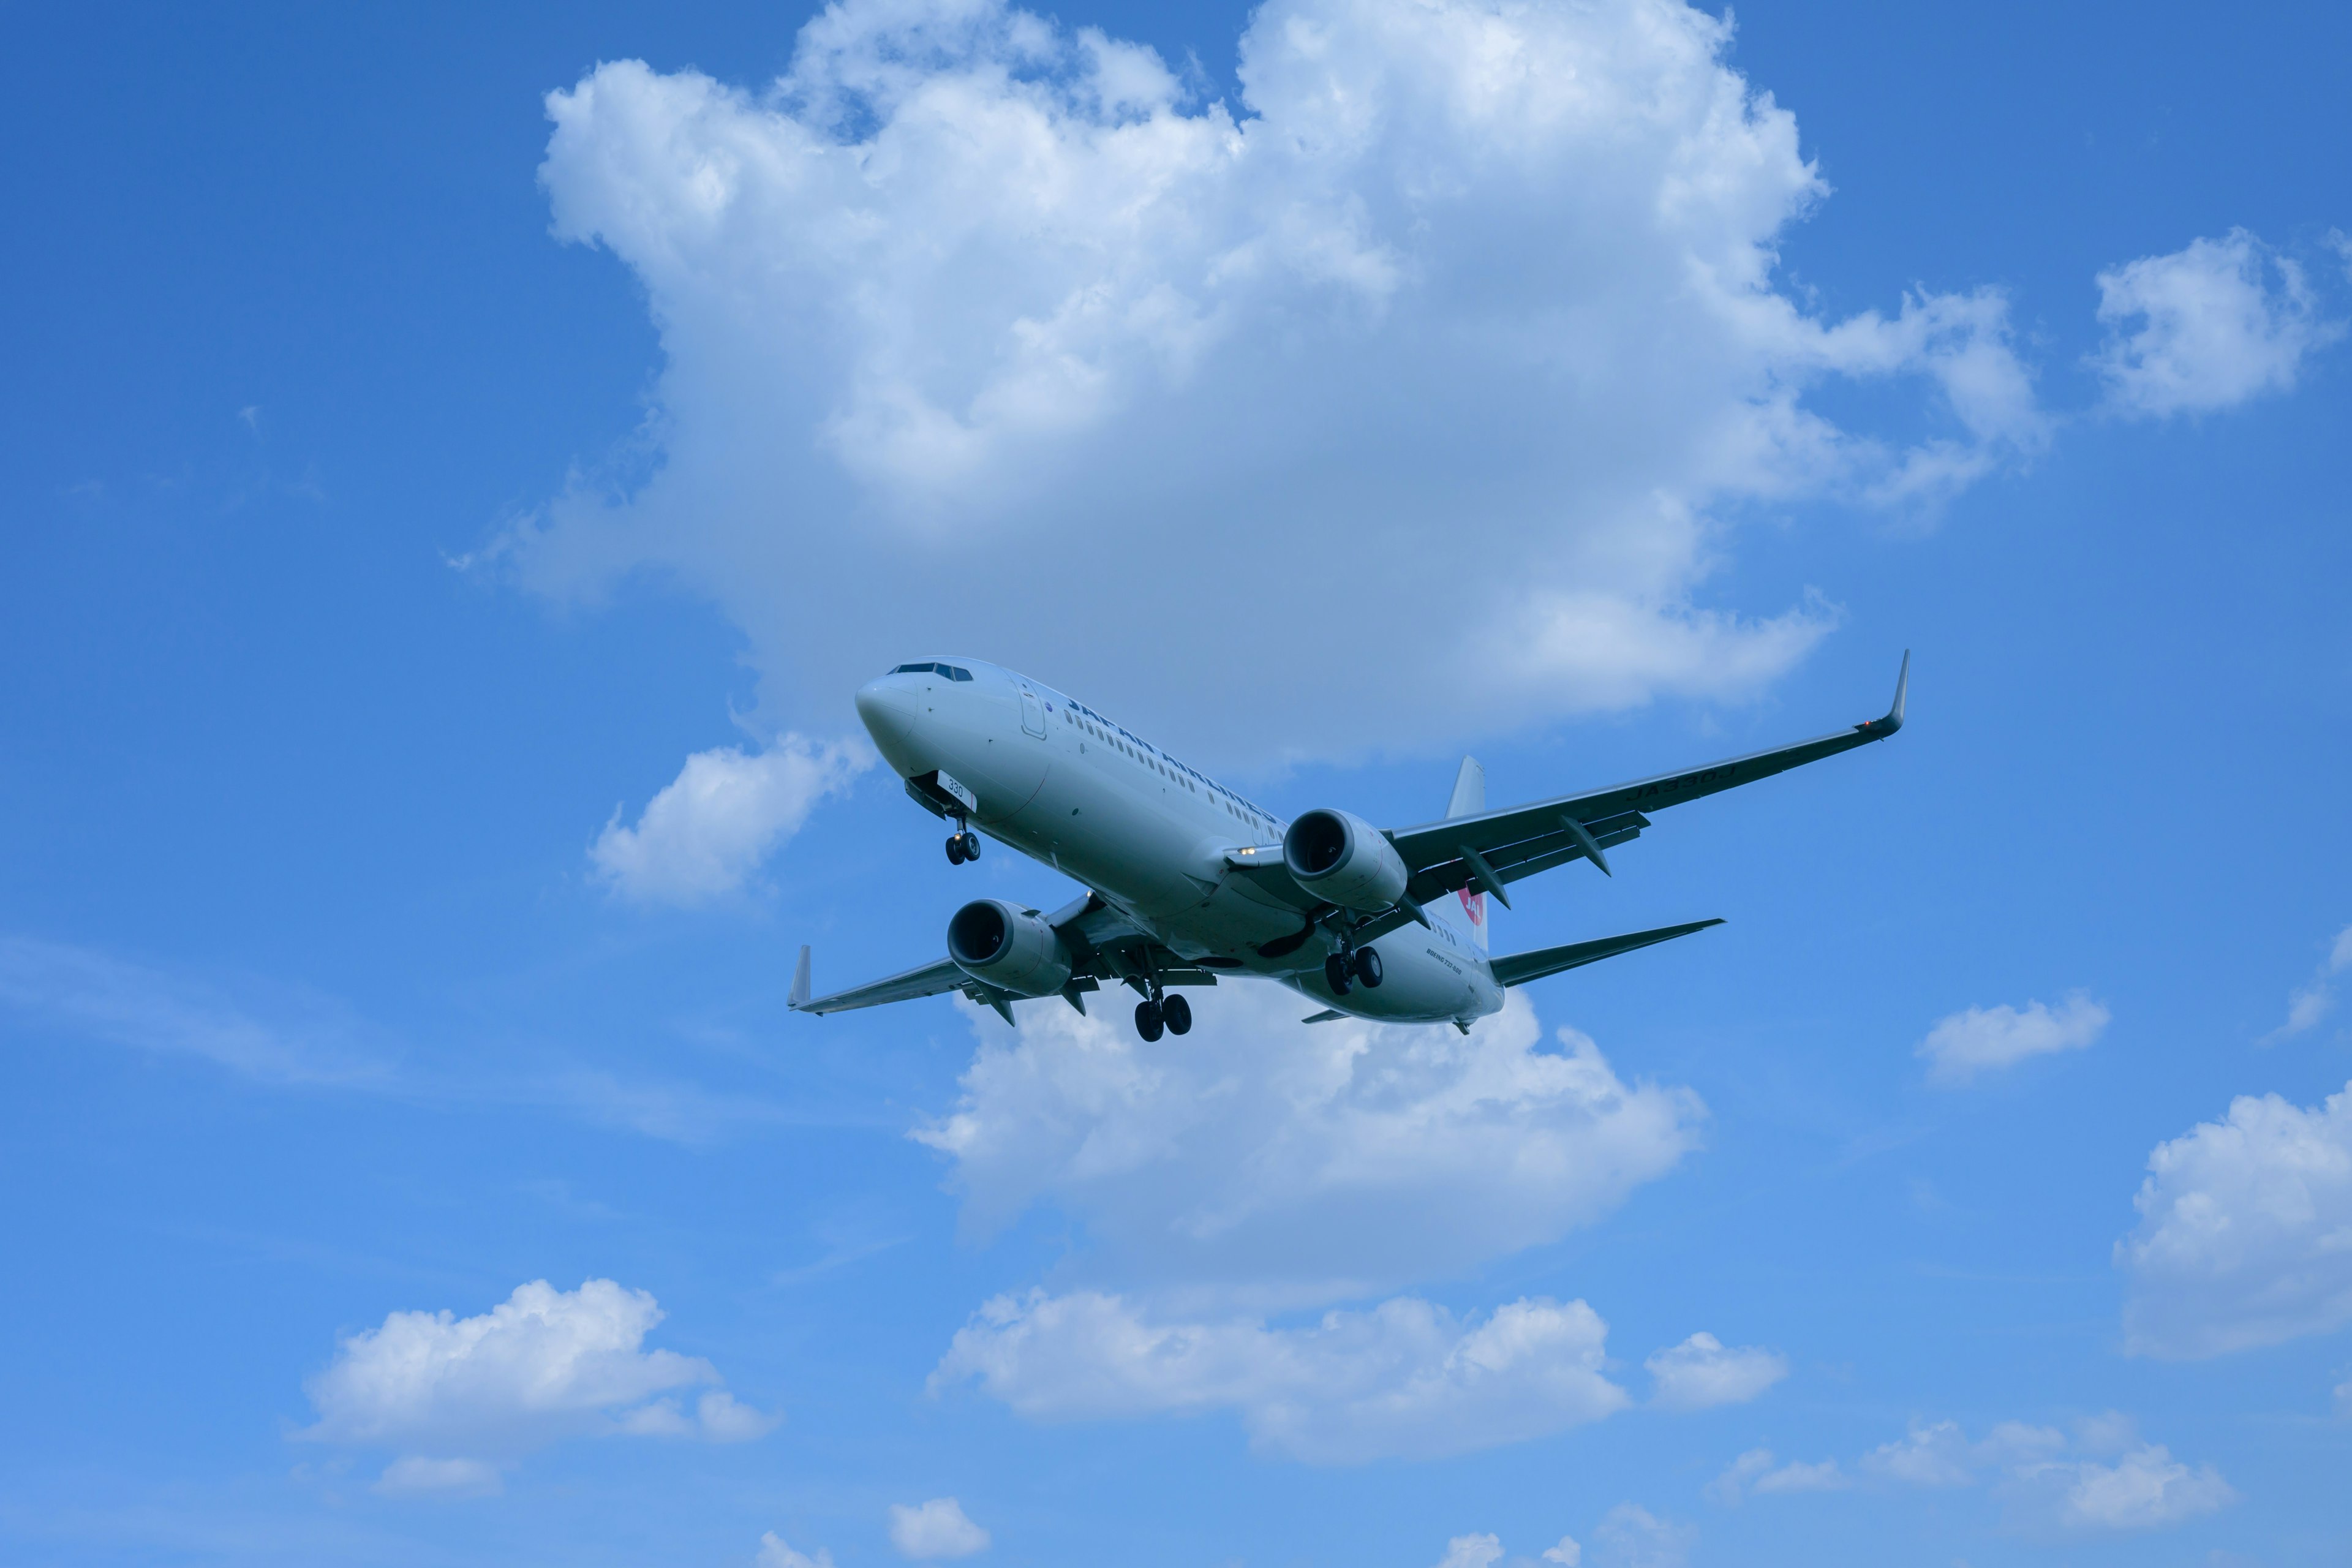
[2,1,2349,1564]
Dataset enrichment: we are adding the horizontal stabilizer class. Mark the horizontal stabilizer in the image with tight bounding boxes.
[1488,918,1726,990]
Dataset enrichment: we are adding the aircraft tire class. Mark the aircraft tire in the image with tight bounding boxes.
[945,835,966,865]
[1162,995,1192,1035]
[1134,1000,1165,1042]
[1354,946,1384,988]
[1323,953,1353,995]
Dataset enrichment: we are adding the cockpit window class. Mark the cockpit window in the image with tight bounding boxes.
[889,662,973,681]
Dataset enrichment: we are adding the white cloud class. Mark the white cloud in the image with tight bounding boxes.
[2040,1444,2237,1531]
[590,734,872,904]
[373,1455,503,1499]
[888,1498,990,1559]
[1589,1503,1694,1568]
[515,0,2040,761]
[301,1279,775,1465]
[1915,992,2108,1087]
[1861,1420,1975,1487]
[2117,1077,2352,1358]
[1643,1332,1787,1411]
[932,1288,1627,1463]
[759,1530,837,1568]
[914,986,1702,1303]
[1860,1414,2233,1532]
[1706,1447,1846,1503]
[0,935,391,1087]
[1434,1534,1503,1568]
[2092,228,2342,417]
[1542,1537,1583,1566]
[2271,923,2352,1041]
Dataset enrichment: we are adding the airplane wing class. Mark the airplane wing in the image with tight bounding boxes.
[1385,652,1908,915]
[1487,918,1725,988]
[789,951,971,1015]
[790,894,1224,1025]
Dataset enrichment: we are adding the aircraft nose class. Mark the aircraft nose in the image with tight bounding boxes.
[855,677,925,772]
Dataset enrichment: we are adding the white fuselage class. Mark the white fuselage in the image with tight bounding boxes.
[855,658,1504,1026]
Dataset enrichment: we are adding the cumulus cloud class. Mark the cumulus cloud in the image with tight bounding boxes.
[2271,923,2352,1041]
[1589,1504,1694,1568]
[1542,1538,1583,1565]
[1860,1414,2233,1531]
[1860,1419,1978,1487]
[301,1279,775,1480]
[2037,1444,2237,1531]
[2092,229,2342,417]
[590,734,872,903]
[1434,1534,1503,1568]
[1643,1332,1787,1411]
[1705,1448,1846,1503]
[514,0,2040,761]
[914,987,1702,1303]
[1915,992,2108,1086]
[933,1288,1626,1463]
[758,1532,837,1568]
[888,1498,989,1559]
[2117,1077,2352,1358]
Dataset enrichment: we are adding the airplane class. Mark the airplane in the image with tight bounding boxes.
[790,653,1908,1041]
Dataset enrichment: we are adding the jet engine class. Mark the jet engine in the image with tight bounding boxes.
[1283,809,1409,912]
[946,899,1076,997]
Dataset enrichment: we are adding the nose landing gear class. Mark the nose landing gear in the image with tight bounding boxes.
[944,824,981,864]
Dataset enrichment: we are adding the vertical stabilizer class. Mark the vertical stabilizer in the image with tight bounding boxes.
[1446,756,1486,820]
[1442,757,1491,952]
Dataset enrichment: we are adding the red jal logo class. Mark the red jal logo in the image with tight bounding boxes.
[1457,888,1485,925]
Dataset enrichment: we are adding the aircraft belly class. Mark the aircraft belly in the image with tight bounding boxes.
[1287,935,1493,1024]
[1011,752,1196,918]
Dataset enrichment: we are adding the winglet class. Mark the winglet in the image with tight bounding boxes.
[789,945,812,1011]
[1859,650,1909,738]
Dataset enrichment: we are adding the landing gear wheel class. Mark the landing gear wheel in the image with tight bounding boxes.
[945,834,967,865]
[959,831,980,861]
[1353,946,1384,989]
[1134,1000,1166,1042]
[1324,952,1354,995]
[1161,994,1192,1035]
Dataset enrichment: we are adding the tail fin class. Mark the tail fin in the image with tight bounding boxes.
[1442,757,1491,952]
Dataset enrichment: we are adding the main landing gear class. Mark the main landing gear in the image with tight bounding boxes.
[944,826,981,864]
[1134,991,1191,1042]
[1322,944,1384,996]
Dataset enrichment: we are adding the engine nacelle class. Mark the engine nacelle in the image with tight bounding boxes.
[1283,809,1409,912]
[946,899,1076,997]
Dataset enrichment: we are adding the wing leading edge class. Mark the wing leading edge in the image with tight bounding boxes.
[1385,651,1909,911]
